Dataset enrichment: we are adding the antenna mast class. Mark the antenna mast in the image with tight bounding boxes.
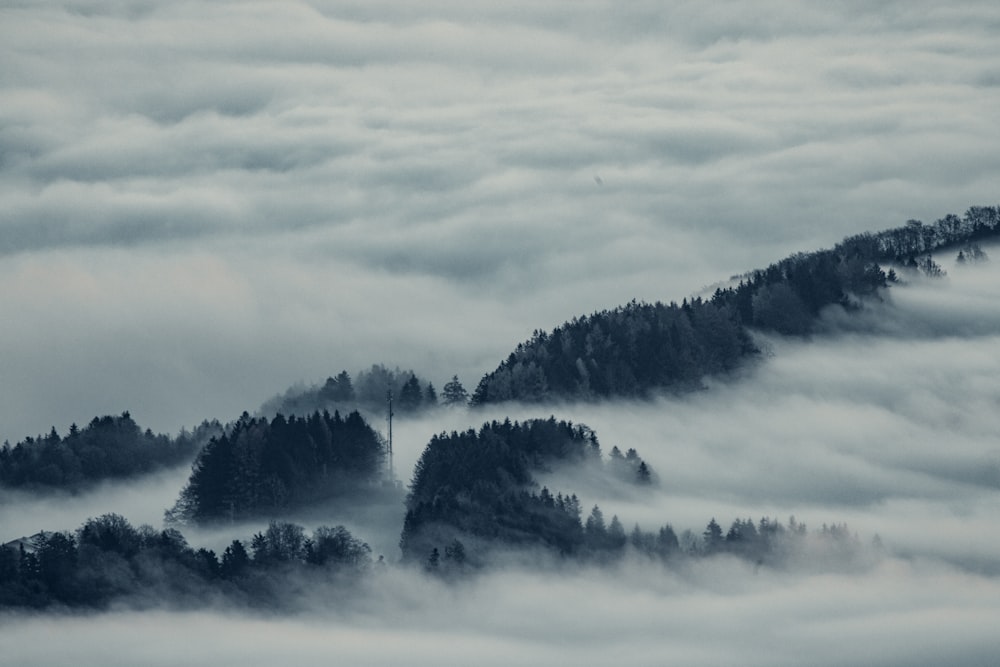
[386,388,394,481]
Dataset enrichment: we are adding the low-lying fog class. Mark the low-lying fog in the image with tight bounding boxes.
[3,256,999,665]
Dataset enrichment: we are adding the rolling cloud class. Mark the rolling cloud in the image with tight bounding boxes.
[1,2,998,664]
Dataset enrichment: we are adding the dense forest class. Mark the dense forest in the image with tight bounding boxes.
[260,364,468,419]
[471,205,998,405]
[0,514,372,609]
[0,510,868,609]
[167,409,389,524]
[400,418,653,563]
[0,413,217,491]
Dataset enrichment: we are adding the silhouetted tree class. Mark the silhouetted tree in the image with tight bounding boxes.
[703,518,724,554]
[169,409,385,524]
[441,375,469,406]
[398,374,424,413]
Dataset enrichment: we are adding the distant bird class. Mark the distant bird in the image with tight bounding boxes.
[593,174,604,186]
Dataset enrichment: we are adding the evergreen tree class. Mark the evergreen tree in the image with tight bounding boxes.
[703,518,723,554]
[220,540,250,579]
[444,539,466,565]
[608,515,627,549]
[441,376,469,406]
[398,375,424,413]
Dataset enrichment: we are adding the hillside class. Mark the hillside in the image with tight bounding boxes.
[471,206,998,405]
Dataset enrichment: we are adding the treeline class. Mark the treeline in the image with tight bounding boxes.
[415,501,867,575]
[400,419,874,574]
[471,299,757,404]
[838,205,999,261]
[0,514,372,610]
[563,514,865,569]
[471,206,999,405]
[261,364,472,418]
[0,413,216,491]
[400,418,654,562]
[0,510,867,610]
[167,410,387,525]
[705,207,998,336]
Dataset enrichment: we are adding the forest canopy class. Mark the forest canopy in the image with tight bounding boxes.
[0,413,216,491]
[471,206,999,405]
[400,418,653,563]
[167,410,388,525]
[260,364,447,419]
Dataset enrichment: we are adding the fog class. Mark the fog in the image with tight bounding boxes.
[3,1,1000,663]
[2,561,998,666]
[3,259,999,665]
[2,0,999,443]
[8,256,998,665]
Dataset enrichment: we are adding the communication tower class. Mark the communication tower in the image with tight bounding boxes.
[386,388,394,481]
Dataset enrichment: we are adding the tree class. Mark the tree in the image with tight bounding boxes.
[608,515,626,549]
[398,374,423,413]
[320,371,355,403]
[220,540,250,578]
[262,521,306,562]
[444,539,466,566]
[307,526,371,568]
[37,532,78,602]
[441,375,469,406]
[585,505,606,537]
[656,525,679,557]
[752,283,811,335]
[78,514,141,558]
[917,255,946,278]
[703,518,723,554]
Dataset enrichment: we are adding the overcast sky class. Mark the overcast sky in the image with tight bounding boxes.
[2,0,999,442]
[3,3,1000,662]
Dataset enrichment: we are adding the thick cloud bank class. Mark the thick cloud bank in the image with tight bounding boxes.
[7,257,996,666]
[3,265,999,666]
[1,2,998,664]
[2,0,999,441]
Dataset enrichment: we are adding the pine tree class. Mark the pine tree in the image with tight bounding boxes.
[441,375,469,406]
[398,375,424,413]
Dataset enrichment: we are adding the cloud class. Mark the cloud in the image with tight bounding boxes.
[0,465,190,540]
[3,0,998,263]
[2,257,999,666]
[1,3,998,660]
[1,557,998,666]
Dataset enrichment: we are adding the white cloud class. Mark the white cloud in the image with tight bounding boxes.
[1,2,998,661]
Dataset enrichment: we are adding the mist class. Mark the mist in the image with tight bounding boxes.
[4,1,1000,664]
[3,250,999,667]
[3,0,1000,444]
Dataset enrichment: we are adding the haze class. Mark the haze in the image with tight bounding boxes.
[2,0,999,442]
[2,1,999,665]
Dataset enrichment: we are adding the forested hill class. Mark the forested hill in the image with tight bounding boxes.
[399,417,653,563]
[471,206,999,405]
[0,413,218,491]
[167,409,389,525]
[259,364,443,419]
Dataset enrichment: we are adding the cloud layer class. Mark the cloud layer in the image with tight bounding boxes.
[2,0,999,441]
[1,4,999,664]
[3,251,998,667]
